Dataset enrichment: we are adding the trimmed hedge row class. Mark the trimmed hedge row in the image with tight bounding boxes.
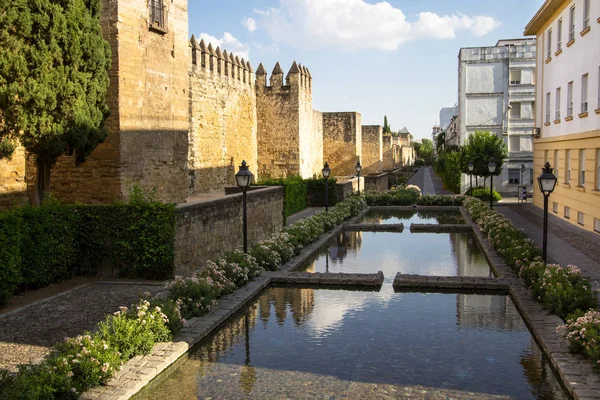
[0,197,176,306]
[364,186,466,207]
[256,176,308,218]
[465,186,502,202]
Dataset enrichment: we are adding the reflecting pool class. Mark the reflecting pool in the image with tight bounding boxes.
[361,209,465,225]
[299,231,491,278]
[136,288,567,400]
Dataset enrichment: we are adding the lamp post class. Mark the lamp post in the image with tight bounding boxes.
[468,162,474,191]
[355,161,362,195]
[235,160,253,253]
[488,161,496,210]
[322,162,331,212]
[537,162,558,266]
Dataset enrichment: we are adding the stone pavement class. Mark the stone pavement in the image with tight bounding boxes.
[406,166,449,195]
[286,207,322,225]
[497,204,600,293]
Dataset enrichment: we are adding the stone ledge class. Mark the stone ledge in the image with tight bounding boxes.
[270,271,385,288]
[409,223,472,233]
[392,273,510,292]
[344,223,404,232]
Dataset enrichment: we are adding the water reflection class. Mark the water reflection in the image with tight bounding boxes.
[361,210,465,225]
[302,231,490,277]
[136,289,567,400]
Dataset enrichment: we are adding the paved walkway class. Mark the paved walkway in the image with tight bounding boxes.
[406,166,449,195]
[497,204,600,293]
[287,207,323,225]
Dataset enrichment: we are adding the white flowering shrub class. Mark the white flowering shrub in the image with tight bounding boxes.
[558,310,600,369]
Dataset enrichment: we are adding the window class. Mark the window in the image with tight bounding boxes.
[578,212,585,225]
[567,81,574,116]
[579,149,586,186]
[569,6,576,41]
[547,29,552,59]
[595,218,600,233]
[509,136,520,152]
[557,19,563,50]
[564,206,570,219]
[149,0,166,31]
[582,74,588,113]
[546,92,551,123]
[553,202,558,213]
[554,150,559,179]
[583,0,590,30]
[566,149,571,183]
[508,169,520,185]
[510,70,521,85]
[510,102,521,119]
[555,88,561,120]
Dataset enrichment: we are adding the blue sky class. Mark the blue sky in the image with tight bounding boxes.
[190,0,545,141]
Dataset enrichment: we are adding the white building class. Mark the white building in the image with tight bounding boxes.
[458,38,537,196]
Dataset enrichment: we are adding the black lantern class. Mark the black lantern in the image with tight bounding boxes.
[235,161,254,253]
[467,162,474,190]
[322,162,331,212]
[355,161,362,195]
[538,162,557,265]
[488,161,496,210]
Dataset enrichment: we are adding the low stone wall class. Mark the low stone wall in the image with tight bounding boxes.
[335,181,354,202]
[364,172,390,192]
[174,187,284,276]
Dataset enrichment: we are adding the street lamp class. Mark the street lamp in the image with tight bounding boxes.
[487,161,496,210]
[355,161,362,195]
[537,162,557,265]
[467,162,474,191]
[235,160,253,253]
[322,162,331,212]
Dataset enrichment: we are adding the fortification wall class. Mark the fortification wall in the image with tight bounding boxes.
[309,110,324,177]
[382,135,395,170]
[174,187,283,276]
[188,38,257,194]
[323,112,362,176]
[298,66,321,178]
[0,145,28,208]
[362,125,383,174]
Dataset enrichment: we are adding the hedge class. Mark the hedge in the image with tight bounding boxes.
[465,186,502,202]
[256,176,307,218]
[306,177,338,207]
[0,197,176,305]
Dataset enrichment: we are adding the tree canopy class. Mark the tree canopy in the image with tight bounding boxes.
[415,138,434,161]
[383,115,391,134]
[0,0,111,198]
[462,131,507,178]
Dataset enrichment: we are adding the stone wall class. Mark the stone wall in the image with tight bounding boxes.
[364,173,390,191]
[174,187,284,276]
[361,125,382,174]
[0,145,28,208]
[382,135,395,170]
[323,112,362,176]
[310,110,324,175]
[188,38,257,194]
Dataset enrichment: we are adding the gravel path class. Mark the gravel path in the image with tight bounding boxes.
[0,282,163,371]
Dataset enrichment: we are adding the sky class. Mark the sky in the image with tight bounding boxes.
[190,0,546,141]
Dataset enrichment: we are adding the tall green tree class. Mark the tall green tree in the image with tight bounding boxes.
[383,115,391,134]
[416,138,434,161]
[462,130,508,183]
[0,0,111,202]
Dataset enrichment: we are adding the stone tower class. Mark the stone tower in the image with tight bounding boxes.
[255,61,323,179]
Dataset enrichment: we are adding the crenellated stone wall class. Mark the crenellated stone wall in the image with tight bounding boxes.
[323,112,362,176]
[361,125,383,174]
[174,186,284,276]
[188,38,257,194]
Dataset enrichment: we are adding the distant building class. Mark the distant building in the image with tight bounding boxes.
[395,127,415,166]
[437,105,459,150]
[525,0,600,234]
[458,38,537,196]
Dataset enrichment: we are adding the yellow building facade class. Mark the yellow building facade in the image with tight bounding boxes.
[525,0,600,234]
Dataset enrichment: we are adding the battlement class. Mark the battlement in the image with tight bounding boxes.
[255,61,312,91]
[190,35,253,86]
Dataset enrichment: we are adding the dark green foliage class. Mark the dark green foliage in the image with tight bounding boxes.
[383,115,391,134]
[434,150,463,193]
[364,187,421,206]
[306,177,338,207]
[0,0,111,165]
[462,131,508,179]
[256,176,307,218]
[0,211,22,305]
[417,195,465,206]
[414,159,425,166]
[415,139,434,163]
[465,186,502,202]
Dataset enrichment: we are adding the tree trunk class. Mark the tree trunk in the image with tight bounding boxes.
[35,158,52,204]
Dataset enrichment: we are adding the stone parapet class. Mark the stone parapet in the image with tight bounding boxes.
[323,112,362,176]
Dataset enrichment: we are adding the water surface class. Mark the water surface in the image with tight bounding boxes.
[136,288,566,400]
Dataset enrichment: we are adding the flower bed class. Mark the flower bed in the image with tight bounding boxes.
[364,186,465,207]
[558,310,600,369]
[0,196,367,398]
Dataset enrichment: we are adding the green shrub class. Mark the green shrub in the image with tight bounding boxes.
[559,310,600,368]
[19,197,80,288]
[466,186,502,202]
[0,210,22,305]
[417,195,465,206]
[414,159,425,166]
[364,187,420,206]
[306,177,338,207]
[256,176,308,219]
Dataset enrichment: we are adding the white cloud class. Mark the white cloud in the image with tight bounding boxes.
[254,0,501,51]
[242,17,257,33]
[198,32,250,60]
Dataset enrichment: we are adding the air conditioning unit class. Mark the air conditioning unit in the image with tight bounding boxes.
[532,127,541,138]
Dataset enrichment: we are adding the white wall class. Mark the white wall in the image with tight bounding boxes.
[466,63,505,93]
